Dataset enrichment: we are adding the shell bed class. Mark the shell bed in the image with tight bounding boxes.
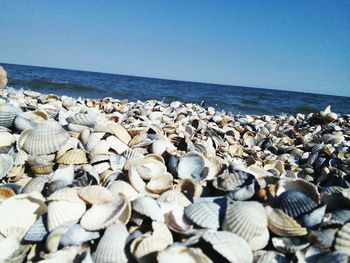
[0,87,349,263]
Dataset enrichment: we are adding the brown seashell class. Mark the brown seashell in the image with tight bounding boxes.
[56,149,87,165]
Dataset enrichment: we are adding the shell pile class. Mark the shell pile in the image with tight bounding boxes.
[0,82,350,262]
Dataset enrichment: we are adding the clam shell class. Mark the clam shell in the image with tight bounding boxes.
[184,201,220,229]
[223,200,269,250]
[146,172,173,194]
[106,135,129,154]
[177,151,206,181]
[108,180,140,201]
[47,200,86,231]
[272,237,309,254]
[132,196,164,222]
[0,102,21,128]
[60,223,100,247]
[0,131,15,148]
[78,185,113,204]
[202,231,253,263]
[67,112,97,127]
[80,194,130,231]
[265,206,307,236]
[56,148,87,165]
[0,154,13,179]
[22,120,70,155]
[107,123,131,145]
[157,246,213,263]
[335,222,350,254]
[277,190,317,218]
[93,223,128,263]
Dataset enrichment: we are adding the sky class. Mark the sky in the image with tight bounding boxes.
[0,0,349,97]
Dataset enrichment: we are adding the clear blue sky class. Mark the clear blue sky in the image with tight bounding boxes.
[1,0,349,96]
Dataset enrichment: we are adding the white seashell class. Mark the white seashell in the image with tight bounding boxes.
[14,110,48,132]
[107,123,131,145]
[85,132,105,151]
[108,180,140,201]
[106,135,129,154]
[0,154,13,179]
[67,112,97,127]
[132,158,167,180]
[0,235,20,262]
[51,166,75,186]
[48,187,85,203]
[157,246,213,263]
[0,102,21,128]
[164,207,193,234]
[147,172,173,194]
[93,161,111,174]
[22,120,70,155]
[22,176,50,194]
[110,154,126,172]
[132,196,164,222]
[13,150,28,165]
[93,223,129,263]
[56,148,88,165]
[47,200,86,231]
[60,223,100,247]
[184,201,220,229]
[0,131,15,148]
[177,151,206,181]
[90,139,110,156]
[223,201,269,250]
[78,185,113,204]
[158,189,191,213]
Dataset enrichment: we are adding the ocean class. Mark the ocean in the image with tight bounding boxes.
[2,63,349,115]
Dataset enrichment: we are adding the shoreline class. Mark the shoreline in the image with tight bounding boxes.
[0,87,349,261]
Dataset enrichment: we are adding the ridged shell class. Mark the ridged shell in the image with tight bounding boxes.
[93,223,128,263]
[14,110,48,131]
[157,246,213,263]
[24,215,48,242]
[184,201,220,229]
[106,135,129,154]
[132,196,164,222]
[277,190,317,218]
[202,231,253,263]
[131,235,170,260]
[177,151,206,181]
[223,201,269,250]
[107,123,131,145]
[335,222,350,254]
[265,206,307,236]
[47,200,86,231]
[67,112,97,127]
[157,189,192,211]
[0,187,16,201]
[56,149,87,165]
[110,154,126,172]
[276,179,320,203]
[22,120,70,155]
[60,223,100,246]
[48,187,84,203]
[86,132,105,151]
[316,251,349,263]
[80,195,130,231]
[322,209,350,227]
[78,185,113,204]
[0,103,21,128]
[0,154,13,179]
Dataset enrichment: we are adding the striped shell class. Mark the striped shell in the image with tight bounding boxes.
[14,110,48,132]
[223,201,269,250]
[202,231,253,263]
[56,149,87,165]
[0,186,16,201]
[335,222,350,254]
[67,112,97,127]
[177,151,206,181]
[184,201,220,229]
[93,223,129,263]
[0,102,21,128]
[24,215,48,242]
[0,154,13,179]
[22,120,70,155]
[107,123,131,145]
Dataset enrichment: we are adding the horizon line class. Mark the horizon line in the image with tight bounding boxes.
[1,61,348,99]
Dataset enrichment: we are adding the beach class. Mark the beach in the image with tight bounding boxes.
[0,80,350,262]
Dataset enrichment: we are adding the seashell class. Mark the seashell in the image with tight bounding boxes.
[322,209,350,227]
[202,231,253,263]
[164,207,193,234]
[47,200,86,231]
[13,149,28,165]
[223,200,269,250]
[204,156,226,180]
[158,189,192,212]
[14,110,48,131]
[184,201,220,229]
[174,179,203,200]
[85,132,106,151]
[301,205,327,229]
[0,186,16,201]
[335,222,350,254]
[151,139,174,155]
[108,180,140,201]
[254,250,286,263]
[177,151,206,181]
[276,178,320,203]
[226,179,256,201]
[47,187,84,203]
[0,131,15,148]
[157,246,213,263]
[107,123,131,145]
[46,221,74,253]
[0,102,21,128]
[22,176,50,194]
[78,185,113,204]
[80,194,130,231]
[131,234,171,261]
[146,172,173,194]
[0,192,47,239]
[310,228,338,253]
[55,137,81,159]
[0,235,21,262]
[110,154,126,172]
[132,196,164,222]
[93,223,129,263]
[277,190,317,218]
[51,165,75,186]
[90,139,110,155]
[106,135,129,154]
[56,148,87,165]
[60,223,100,247]
[315,251,349,263]
[0,154,13,179]
[272,237,309,254]
[24,214,48,242]
[265,206,307,236]
[67,112,97,127]
[22,120,70,155]
[131,158,167,180]
[93,161,111,174]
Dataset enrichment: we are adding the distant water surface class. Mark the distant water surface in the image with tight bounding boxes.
[2,63,350,115]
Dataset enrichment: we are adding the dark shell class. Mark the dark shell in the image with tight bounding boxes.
[277,190,317,218]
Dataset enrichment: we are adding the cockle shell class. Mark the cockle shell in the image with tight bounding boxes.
[184,201,220,229]
[108,180,140,201]
[146,172,173,194]
[78,185,113,204]
[85,132,106,151]
[157,189,192,212]
[60,223,100,247]
[277,190,317,218]
[132,196,164,222]
[223,200,269,250]
[0,102,21,128]
[157,246,213,263]
[0,154,13,179]
[0,186,16,201]
[335,222,350,254]
[47,187,84,203]
[14,110,48,131]
[56,148,87,165]
[67,112,97,127]
[22,120,70,155]
[177,151,206,181]
[93,223,129,263]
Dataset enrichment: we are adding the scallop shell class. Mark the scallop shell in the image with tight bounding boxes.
[56,149,87,165]
[47,187,84,203]
[277,190,317,218]
[67,112,97,127]
[265,206,307,236]
[0,154,13,179]
[110,154,126,172]
[157,246,213,263]
[184,201,220,229]
[0,187,16,201]
[132,196,164,222]
[22,120,70,155]
[80,194,130,231]
[202,231,253,263]
[24,214,48,242]
[0,102,21,128]
[47,200,86,231]
[223,200,269,250]
[85,132,106,151]
[177,151,206,181]
[335,222,350,254]
[78,185,113,204]
[93,223,128,263]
